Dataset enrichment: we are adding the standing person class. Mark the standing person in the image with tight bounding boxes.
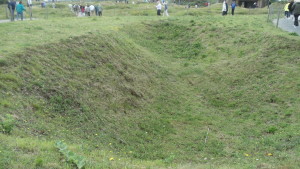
[85,5,90,16]
[253,2,257,8]
[16,1,26,20]
[225,1,228,15]
[99,4,103,16]
[96,4,103,16]
[231,1,236,15]
[89,4,95,16]
[27,0,32,7]
[288,0,295,20]
[95,4,99,16]
[9,0,16,21]
[156,1,162,16]
[163,1,169,16]
[7,0,11,18]
[222,0,228,16]
[284,2,291,18]
[291,0,300,28]
[27,0,32,19]
[80,5,85,16]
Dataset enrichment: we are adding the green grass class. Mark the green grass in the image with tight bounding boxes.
[0,2,300,169]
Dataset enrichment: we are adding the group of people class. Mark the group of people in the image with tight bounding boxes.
[70,4,103,17]
[284,0,300,28]
[222,0,236,16]
[156,0,169,16]
[7,0,26,21]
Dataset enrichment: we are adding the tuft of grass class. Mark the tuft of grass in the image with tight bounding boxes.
[289,32,298,36]
[0,114,15,134]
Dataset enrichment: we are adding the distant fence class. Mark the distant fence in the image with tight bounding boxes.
[267,3,285,28]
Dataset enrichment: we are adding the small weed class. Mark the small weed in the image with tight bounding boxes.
[0,114,15,134]
[35,157,44,167]
[0,100,11,108]
[210,27,217,31]
[0,74,18,82]
[193,42,202,48]
[157,35,165,40]
[163,153,176,164]
[289,32,298,36]
[267,127,278,134]
[55,141,86,169]
[201,54,207,58]
[0,58,7,67]
[284,108,293,117]
[34,26,44,31]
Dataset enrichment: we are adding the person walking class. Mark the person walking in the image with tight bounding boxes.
[291,0,300,27]
[156,1,162,16]
[288,0,295,20]
[284,2,291,18]
[231,0,236,15]
[222,0,228,16]
[16,1,26,20]
[9,0,16,21]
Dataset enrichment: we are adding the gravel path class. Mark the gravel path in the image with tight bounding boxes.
[0,18,36,23]
[274,17,300,35]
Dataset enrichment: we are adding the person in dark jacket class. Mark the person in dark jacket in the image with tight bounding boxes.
[8,0,16,21]
[288,0,295,20]
[291,0,300,27]
[288,0,294,12]
[95,4,102,16]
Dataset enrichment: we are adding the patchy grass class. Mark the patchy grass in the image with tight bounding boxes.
[0,2,300,169]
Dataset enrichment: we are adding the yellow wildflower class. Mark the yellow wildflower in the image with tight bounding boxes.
[244,153,250,157]
[267,153,273,156]
[109,157,114,161]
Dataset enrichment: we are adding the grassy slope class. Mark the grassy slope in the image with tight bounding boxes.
[1,2,300,169]
[122,15,300,168]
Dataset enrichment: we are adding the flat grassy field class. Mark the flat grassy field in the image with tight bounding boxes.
[0,1,300,169]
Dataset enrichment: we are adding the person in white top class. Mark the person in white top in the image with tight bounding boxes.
[156,1,162,16]
[27,0,32,6]
[222,0,228,16]
[89,5,95,15]
[163,1,169,16]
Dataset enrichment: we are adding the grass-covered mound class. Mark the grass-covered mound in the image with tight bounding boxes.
[0,31,188,167]
[120,17,300,167]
